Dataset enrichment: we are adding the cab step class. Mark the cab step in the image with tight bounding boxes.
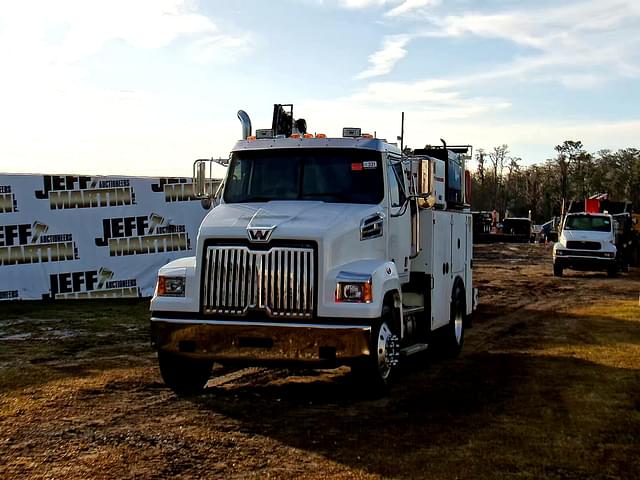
[400,343,429,356]
[402,306,424,317]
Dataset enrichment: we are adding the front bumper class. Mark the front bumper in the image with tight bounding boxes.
[150,316,371,365]
[554,256,615,271]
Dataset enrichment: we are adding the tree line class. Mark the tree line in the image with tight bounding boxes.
[470,141,640,223]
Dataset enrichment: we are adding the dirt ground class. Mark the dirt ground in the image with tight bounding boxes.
[1,243,639,479]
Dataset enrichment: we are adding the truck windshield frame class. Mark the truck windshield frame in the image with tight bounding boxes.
[564,214,612,232]
[223,148,385,205]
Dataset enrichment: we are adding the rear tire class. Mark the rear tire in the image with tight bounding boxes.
[442,285,465,357]
[158,351,213,395]
[553,263,563,277]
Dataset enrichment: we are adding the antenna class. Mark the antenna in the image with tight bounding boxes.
[400,112,405,152]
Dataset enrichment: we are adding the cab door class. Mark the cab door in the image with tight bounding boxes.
[386,155,411,284]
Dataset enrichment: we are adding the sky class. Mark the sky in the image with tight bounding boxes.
[0,0,638,177]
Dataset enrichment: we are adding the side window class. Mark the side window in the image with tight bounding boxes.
[388,161,406,208]
[225,159,245,200]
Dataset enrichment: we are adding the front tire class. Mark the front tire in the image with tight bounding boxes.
[352,305,399,394]
[553,263,563,277]
[158,351,213,395]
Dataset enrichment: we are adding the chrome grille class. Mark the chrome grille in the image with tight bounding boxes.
[564,250,608,257]
[566,240,601,250]
[202,246,315,318]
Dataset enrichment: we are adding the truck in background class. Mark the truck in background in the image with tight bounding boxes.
[149,104,477,395]
[553,212,618,277]
[553,197,635,277]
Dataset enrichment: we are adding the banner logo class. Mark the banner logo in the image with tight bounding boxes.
[151,178,221,202]
[35,175,136,210]
[94,213,190,256]
[0,222,78,265]
[46,267,140,299]
[151,178,198,202]
[0,185,17,213]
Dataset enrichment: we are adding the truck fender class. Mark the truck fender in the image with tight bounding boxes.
[323,259,401,319]
[150,256,198,313]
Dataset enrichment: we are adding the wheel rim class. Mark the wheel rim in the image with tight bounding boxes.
[454,304,464,344]
[376,322,394,380]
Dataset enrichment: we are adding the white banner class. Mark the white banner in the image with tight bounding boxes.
[0,173,221,300]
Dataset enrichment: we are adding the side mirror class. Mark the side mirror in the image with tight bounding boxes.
[416,158,437,209]
[418,158,431,196]
[193,158,227,200]
[194,160,207,197]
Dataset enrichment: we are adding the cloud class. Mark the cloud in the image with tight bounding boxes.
[356,34,412,79]
[0,0,254,176]
[419,0,640,86]
[385,0,440,17]
[338,0,396,9]
[336,0,439,16]
[0,0,252,65]
[301,75,511,134]
[348,80,511,119]
[298,94,639,164]
[186,33,255,64]
[353,1,639,85]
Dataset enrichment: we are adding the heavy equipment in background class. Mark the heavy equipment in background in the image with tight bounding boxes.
[150,104,477,394]
[472,210,532,243]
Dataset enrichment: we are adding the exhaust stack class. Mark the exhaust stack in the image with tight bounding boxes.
[237,110,252,139]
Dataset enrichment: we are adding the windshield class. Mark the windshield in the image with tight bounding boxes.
[223,148,384,204]
[564,215,611,232]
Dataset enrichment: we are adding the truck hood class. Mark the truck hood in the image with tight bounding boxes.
[560,229,613,244]
[199,201,381,241]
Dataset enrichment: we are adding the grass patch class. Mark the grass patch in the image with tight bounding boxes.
[0,299,152,391]
[569,299,640,321]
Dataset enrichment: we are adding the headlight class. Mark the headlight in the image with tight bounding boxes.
[604,252,615,258]
[157,276,185,297]
[335,272,372,303]
[555,249,565,256]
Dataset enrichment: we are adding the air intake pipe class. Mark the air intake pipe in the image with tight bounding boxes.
[237,110,252,139]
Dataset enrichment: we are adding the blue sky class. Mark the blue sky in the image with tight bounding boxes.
[0,0,638,176]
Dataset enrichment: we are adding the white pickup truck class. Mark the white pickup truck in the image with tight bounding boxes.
[552,212,618,277]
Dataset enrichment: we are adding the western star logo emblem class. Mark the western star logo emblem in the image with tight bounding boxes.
[247,226,275,243]
[246,208,278,243]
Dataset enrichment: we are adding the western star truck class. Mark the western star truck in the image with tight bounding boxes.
[150,104,477,394]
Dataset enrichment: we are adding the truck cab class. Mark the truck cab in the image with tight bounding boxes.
[150,105,476,394]
[553,212,618,277]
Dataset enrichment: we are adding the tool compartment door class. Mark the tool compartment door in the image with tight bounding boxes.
[431,210,452,330]
[451,213,467,274]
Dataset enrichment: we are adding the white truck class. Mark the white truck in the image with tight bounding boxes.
[553,212,618,277]
[150,104,476,394]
